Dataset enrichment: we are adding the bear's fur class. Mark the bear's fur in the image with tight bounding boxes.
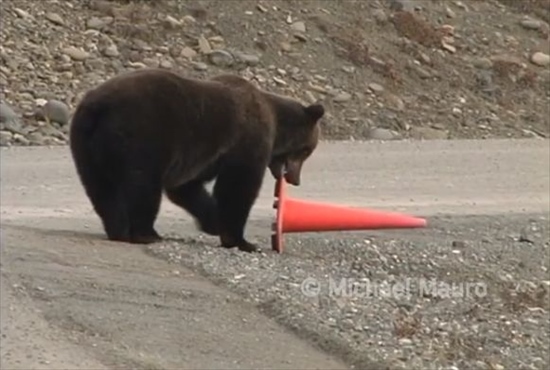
[69,68,325,252]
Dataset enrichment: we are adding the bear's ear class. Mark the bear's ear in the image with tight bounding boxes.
[304,104,325,122]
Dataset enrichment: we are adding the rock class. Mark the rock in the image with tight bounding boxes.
[368,83,385,94]
[86,16,113,30]
[441,41,456,53]
[192,62,208,71]
[451,240,467,249]
[160,59,173,69]
[293,33,307,42]
[180,47,197,59]
[367,127,401,140]
[41,100,70,126]
[0,102,18,123]
[13,133,30,146]
[531,52,550,67]
[165,15,182,28]
[198,35,212,54]
[333,92,352,103]
[413,65,432,79]
[304,91,317,104]
[472,57,493,69]
[373,9,388,24]
[445,6,456,18]
[409,126,449,140]
[0,130,13,146]
[39,124,66,140]
[235,53,261,66]
[63,47,90,61]
[280,42,292,52]
[208,50,234,67]
[385,93,405,111]
[518,223,540,243]
[128,61,147,69]
[45,12,64,26]
[388,0,414,12]
[103,44,119,57]
[143,58,160,68]
[342,66,355,74]
[14,8,32,19]
[27,132,49,146]
[520,18,543,31]
[291,21,306,33]
[2,119,27,135]
[180,15,196,26]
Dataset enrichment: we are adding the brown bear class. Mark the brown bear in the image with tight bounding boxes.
[69,68,325,252]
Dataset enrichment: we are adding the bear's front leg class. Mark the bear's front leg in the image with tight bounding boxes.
[165,180,220,236]
[213,161,266,253]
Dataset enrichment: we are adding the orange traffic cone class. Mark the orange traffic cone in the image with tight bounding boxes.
[271,177,427,253]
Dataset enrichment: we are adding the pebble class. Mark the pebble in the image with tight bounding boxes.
[0,131,13,146]
[531,52,550,67]
[472,57,493,69]
[180,47,198,59]
[520,18,543,31]
[86,16,113,30]
[367,127,401,141]
[208,50,234,67]
[333,92,352,103]
[103,44,119,57]
[409,126,449,140]
[14,8,33,19]
[63,47,90,61]
[235,53,261,66]
[165,15,182,28]
[280,42,292,52]
[41,99,70,126]
[291,21,306,33]
[160,59,173,69]
[198,36,212,54]
[388,0,414,12]
[0,102,18,123]
[192,62,208,71]
[368,83,385,94]
[445,6,456,18]
[45,12,64,26]
[385,93,405,111]
[373,9,388,24]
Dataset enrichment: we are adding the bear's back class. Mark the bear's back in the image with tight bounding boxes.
[76,69,246,140]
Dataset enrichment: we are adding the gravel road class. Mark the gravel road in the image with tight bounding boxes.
[1,139,549,369]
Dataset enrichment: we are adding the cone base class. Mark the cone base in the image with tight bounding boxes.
[271,177,427,253]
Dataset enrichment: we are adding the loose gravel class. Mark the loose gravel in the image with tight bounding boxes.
[146,213,550,370]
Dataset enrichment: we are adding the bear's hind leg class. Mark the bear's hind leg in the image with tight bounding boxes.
[98,191,131,243]
[165,180,219,236]
[77,165,131,242]
[124,174,163,244]
[213,162,266,253]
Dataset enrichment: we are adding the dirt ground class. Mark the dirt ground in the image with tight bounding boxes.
[1,139,549,369]
[1,0,549,146]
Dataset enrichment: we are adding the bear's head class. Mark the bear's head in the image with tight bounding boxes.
[269,99,325,186]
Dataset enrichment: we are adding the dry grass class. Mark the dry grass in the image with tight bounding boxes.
[393,309,423,339]
[391,11,443,48]
[498,280,550,313]
[326,17,403,85]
